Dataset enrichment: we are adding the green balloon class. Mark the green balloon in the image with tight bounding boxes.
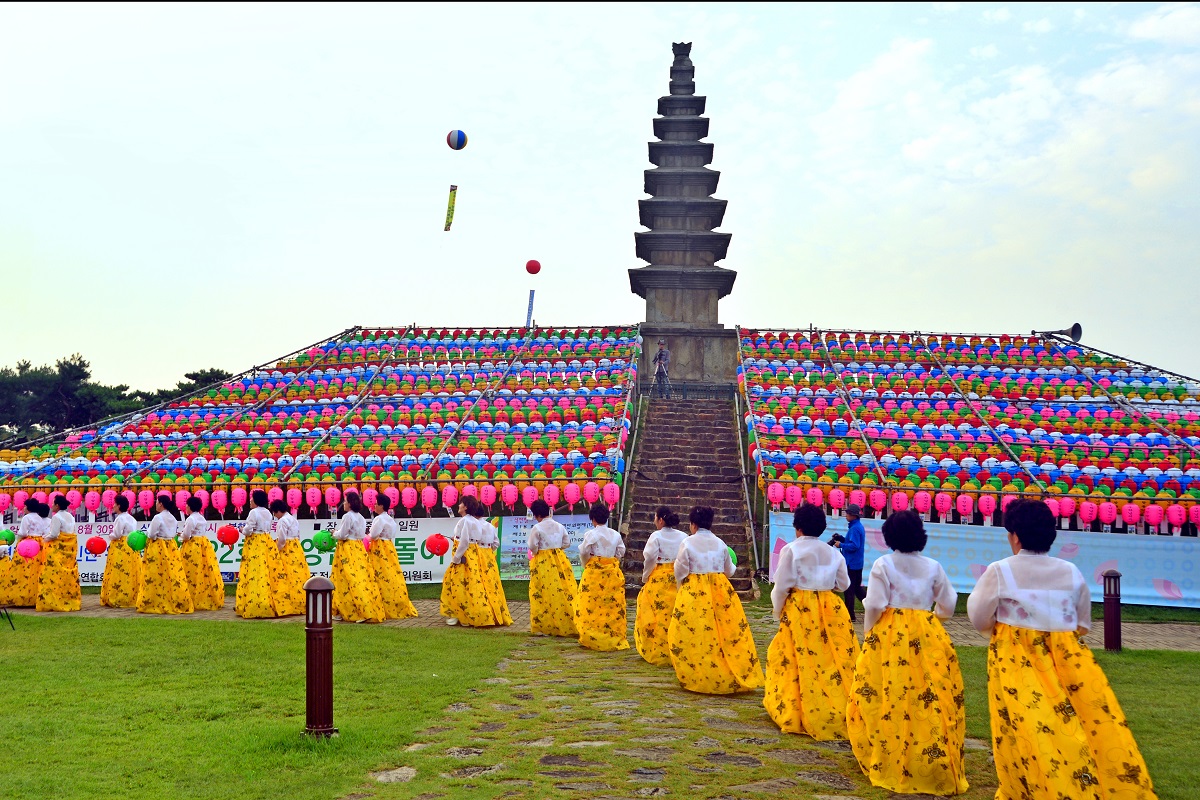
[127,531,148,552]
[728,546,738,567]
[0,530,14,546]
[313,531,336,553]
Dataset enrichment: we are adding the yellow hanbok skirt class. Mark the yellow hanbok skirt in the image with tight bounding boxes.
[100,537,143,608]
[273,539,311,616]
[847,609,968,796]
[7,537,45,607]
[439,543,509,627]
[180,536,225,611]
[36,533,81,612]
[137,539,194,615]
[988,622,1156,800]
[481,544,513,626]
[667,572,763,693]
[330,539,384,623]
[235,532,279,619]
[366,538,418,619]
[0,553,12,605]
[529,548,578,637]
[635,563,678,666]
[576,556,629,651]
[765,589,859,739]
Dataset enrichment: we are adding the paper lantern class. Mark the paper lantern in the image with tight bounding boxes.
[126,531,147,552]
[0,530,13,546]
[1044,497,1059,518]
[849,489,867,510]
[441,485,459,509]
[914,491,932,514]
[934,492,953,516]
[325,487,342,510]
[83,535,106,555]
[501,484,518,508]
[522,485,539,507]
[583,482,601,505]
[563,483,581,507]
[84,491,101,513]
[767,483,784,509]
[1058,497,1076,520]
[267,486,283,506]
[978,494,996,518]
[425,533,450,556]
[312,531,335,553]
[828,488,846,509]
[0,494,10,515]
[602,482,619,509]
[891,492,909,512]
[363,488,378,510]
[728,546,737,566]
[480,484,497,507]
[384,487,400,510]
[231,487,248,512]
[13,490,28,511]
[1144,504,1163,531]
[16,538,41,558]
[138,490,155,513]
[66,489,82,511]
[785,484,803,510]
[1099,501,1117,526]
[543,483,560,508]
[401,487,418,511]
[868,489,886,512]
[363,538,372,552]
[1121,502,1140,526]
[286,488,302,511]
[213,489,229,514]
[956,493,974,519]
[175,490,192,513]
[216,525,239,546]
[306,487,322,513]
[1079,501,1097,525]
[422,486,438,510]
[1167,504,1186,533]
[806,487,823,507]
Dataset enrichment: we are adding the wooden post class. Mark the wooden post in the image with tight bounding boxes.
[304,576,337,737]
[1102,569,1122,653]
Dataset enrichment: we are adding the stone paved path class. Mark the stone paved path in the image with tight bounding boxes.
[11,595,1198,651]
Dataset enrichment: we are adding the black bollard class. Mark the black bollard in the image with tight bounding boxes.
[304,576,338,737]
[1102,569,1122,653]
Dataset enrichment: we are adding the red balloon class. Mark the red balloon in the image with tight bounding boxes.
[525,260,541,275]
[425,533,450,556]
[85,536,107,556]
[216,525,240,546]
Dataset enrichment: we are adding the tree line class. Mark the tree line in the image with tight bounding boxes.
[0,355,231,444]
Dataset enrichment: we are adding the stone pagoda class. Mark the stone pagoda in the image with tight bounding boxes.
[630,42,738,384]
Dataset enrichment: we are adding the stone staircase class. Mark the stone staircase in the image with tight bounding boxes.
[620,398,758,598]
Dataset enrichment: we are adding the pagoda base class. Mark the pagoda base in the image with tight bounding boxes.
[639,324,738,384]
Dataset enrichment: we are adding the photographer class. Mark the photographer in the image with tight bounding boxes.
[832,503,867,621]
[652,339,671,398]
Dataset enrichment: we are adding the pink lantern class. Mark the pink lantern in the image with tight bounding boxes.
[480,484,497,507]
[602,482,620,509]
[16,538,40,559]
[1079,501,1097,527]
[286,488,302,511]
[306,487,322,514]
[441,485,459,509]
[324,487,342,510]
[501,484,518,508]
[891,492,909,512]
[267,486,283,506]
[0,493,11,515]
[978,494,996,522]
[34,491,48,505]
[828,488,846,510]
[101,489,117,512]
[422,486,438,510]
[13,490,29,511]
[1058,497,1077,523]
[564,483,581,507]
[914,491,932,515]
[1121,502,1140,526]
[176,489,192,512]
[785,484,803,510]
[1000,495,1016,514]
[362,488,378,510]
[1166,504,1186,534]
[522,485,539,508]
[460,484,478,500]
[138,490,155,514]
[849,489,867,510]
[543,484,560,508]
[231,487,248,513]
[66,489,82,511]
[384,487,400,510]
[868,489,886,512]
[583,482,601,506]
[401,487,418,511]
[84,491,101,513]
[212,489,228,515]
[934,492,953,517]
[767,483,784,509]
[1144,504,1163,532]
[806,487,824,507]
[1191,504,1200,525]
[1099,501,1117,530]
[1044,498,1060,519]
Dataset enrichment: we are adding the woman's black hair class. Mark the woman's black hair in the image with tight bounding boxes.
[688,506,714,530]
[656,505,680,527]
[1003,498,1057,553]
[589,503,610,525]
[157,495,179,517]
[251,489,269,508]
[376,494,392,512]
[882,509,927,553]
[345,492,363,514]
[269,499,288,514]
[24,498,39,513]
[459,495,481,517]
[792,504,826,537]
[115,495,130,512]
[187,497,203,513]
[37,502,51,518]
[52,495,70,511]
[530,499,550,518]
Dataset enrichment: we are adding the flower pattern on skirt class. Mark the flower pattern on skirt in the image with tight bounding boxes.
[5,537,45,607]
[330,539,384,623]
[100,538,143,608]
[480,544,513,626]
[37,533,81,612]
[635,563,678,666]
[529,548,578,637]
[576,556,629,651]
[667,572,763,694]
[366,539,418,620]
[847,608,968,796]
[764,589,859,738]
[272,539,311,616]
[0,554,12,606]
[180,536,225,611]
[235,533,280,619]
[137,539,194,615]
[439,543,509,627]
[987,622,1157,800]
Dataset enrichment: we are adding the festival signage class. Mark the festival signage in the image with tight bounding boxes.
[497,514,592,580]
[768,512,1200,609]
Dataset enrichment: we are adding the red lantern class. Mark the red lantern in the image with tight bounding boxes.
[425,533,450,557]
[217,525,240,546]
[85,536,107,556]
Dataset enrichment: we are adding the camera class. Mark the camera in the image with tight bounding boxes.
[829,532,845,545]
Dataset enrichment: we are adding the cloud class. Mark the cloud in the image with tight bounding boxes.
[983,7,1012,23]
[970,43,999,59]
[1130,2,1200,45]
[1023,18,1054,34]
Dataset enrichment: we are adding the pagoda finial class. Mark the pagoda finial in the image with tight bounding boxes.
[670,42,696,96]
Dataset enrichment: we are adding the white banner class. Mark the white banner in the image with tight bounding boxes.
[498,514,593,579]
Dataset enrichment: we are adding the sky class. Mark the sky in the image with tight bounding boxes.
[2,2,1198,390]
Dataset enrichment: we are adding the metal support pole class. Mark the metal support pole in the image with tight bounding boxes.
[1103,569,1122,652]
[525,290,535,329]
[304,576,338,737]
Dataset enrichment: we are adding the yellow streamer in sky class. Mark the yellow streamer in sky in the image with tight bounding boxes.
[444,184,457,231]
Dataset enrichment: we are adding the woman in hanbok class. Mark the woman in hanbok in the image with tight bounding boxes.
[330,492,384,623]
[270,498,309,616]
[668,505,762,692]
[6,499,49,607]
[968,499,1156,800]
[137,496,194,615]
[764,503,858,737]
[635,506,686,666]
[575,503,628,651]
[473,502,512,626]
[235,489,279,618]
[100,495,143,608]
[36,495,81,612]
[847,510,966,795]
[365,494,417,619]
[527,499,578,636]
[179,496,224,611]
[440,497,510,627]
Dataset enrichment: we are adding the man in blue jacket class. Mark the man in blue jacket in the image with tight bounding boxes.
[834,503,867,621]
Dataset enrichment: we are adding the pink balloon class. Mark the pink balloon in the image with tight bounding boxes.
[785,484,803,510]
[563,483,581,507]
[543,484,560,508]
[84,491,101,513]
[231,487,248,512]
[16,538,40,559]
[583,482,601,506]
[401,487,418,510]
[306,487,322,513]
[422,486,438,510]
[480,484,497,507]
[441,485,459,509]
[522,485,539,508]
[891,492,909,512]
[602,482,619,509]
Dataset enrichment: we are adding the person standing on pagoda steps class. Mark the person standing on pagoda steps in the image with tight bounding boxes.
[968,499,1157,800]
[527,498,578,637]
[366,494,418,619]
[270,499,309,616]
[100,495,142,608]
[138,495,194,615]
[635,506,686,666]
[235,489,279,619]
[764,503,859,739]
[575,503,629,651]
[6,498,49,607]
[179,497,225,611]
[846,510,967,796]
[330,492,385,623]
[667,506,763,693]
[36,495,81,612]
